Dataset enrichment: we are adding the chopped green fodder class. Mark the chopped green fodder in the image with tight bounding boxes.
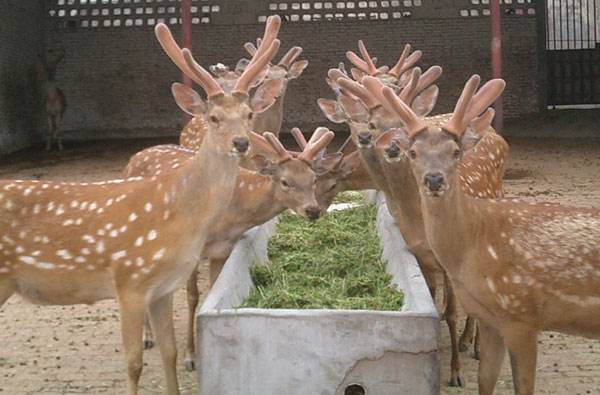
[240,205,403,310]
[332,191,366,205]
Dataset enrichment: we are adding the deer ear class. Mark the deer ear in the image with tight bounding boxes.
[248,131,279,159]
[338,94,368,122]
[377,128,411,151]
[251,79,284,113]
[313,152,343,176]
[318,98,347,124]
[412,85,439,117]
[235,58,250,75]
[250,154,277,176]
[171,83,207,116]
[460,127,484,153]
[288,60,308,79]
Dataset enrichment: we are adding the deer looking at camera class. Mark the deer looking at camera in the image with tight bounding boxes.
[323,62,508,386]
[37,49,67,151]
[378,76,600,395]
[0,19,281,395]
[179,41,308,150]
[124,128,336,371]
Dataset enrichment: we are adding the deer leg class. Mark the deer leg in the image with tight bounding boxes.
[459,316,476,352]
[477,322,506,395]
[55,114,63,151]
[209,257,227,287]
[184,268,200,371]
[504,327,538,395]
[0,277,15,308]
[46,116,54,151]
[148,293,180,395]
[421,265,437,301]
[117,291,146,395]
[474,322,481,360]
[142,315,155,350]
[444,278,463,387]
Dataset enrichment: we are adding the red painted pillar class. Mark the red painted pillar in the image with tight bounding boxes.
[490,0,503,132]
[181,0,192,124]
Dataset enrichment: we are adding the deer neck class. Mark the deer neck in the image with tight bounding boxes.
[230,170,284,225]
[167,131,240,232]
[418,179,481,277]
[340,160,375,191]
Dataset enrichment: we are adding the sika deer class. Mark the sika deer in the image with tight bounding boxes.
[125,128,336,370]
[378,76,597,395]
[37,49,67,151]
[179,42,306,150]
[322,68,508,387]
[0,19,281,394]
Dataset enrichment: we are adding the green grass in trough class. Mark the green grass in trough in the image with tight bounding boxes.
[241,204,404,310]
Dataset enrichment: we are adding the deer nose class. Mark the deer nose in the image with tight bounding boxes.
[305,206,321,221]
[232,137,249,154]
[424,173,444,192]
[357,132,372,147]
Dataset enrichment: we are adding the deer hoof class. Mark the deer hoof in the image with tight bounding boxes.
[474,350,480,360]
[184,359,195,372]
[449,375,464,387]
[143,339,154,350]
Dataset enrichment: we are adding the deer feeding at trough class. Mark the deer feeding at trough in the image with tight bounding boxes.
[0,15,282,395]
[124,127,337,371]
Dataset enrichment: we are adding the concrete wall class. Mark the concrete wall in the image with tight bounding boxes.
[45,0,544,140]
[0,1,46,154]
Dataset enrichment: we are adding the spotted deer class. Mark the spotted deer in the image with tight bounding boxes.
[322,68,508,387]
[124,128,336,371]
[377,76,600,395]
[0,19,281,394]
[37,49,67,151]
[179,41,307,150]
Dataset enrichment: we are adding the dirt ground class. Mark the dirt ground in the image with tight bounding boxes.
[1,131,600,394]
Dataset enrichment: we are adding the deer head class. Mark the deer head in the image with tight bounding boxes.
[319,65,441,149]
[155,16,283,156]
[37,48,65,82]
[377,75,505,198]
[251,128,336,220]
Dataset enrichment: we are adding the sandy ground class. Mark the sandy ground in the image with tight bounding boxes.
[0,131,600,394]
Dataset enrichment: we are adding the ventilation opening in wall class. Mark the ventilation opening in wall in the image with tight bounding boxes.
[259,0,418,22]
[344,384,366,395]
[46,0,220,29]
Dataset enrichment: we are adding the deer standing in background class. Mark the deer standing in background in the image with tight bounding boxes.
[38,49,67,151]
[0,18,281,394]
[323,61,508,386]
[378,76,600,394]
[126,128,337,371]
[179,44,308,150]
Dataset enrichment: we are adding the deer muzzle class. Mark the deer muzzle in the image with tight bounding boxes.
[232,137,250,155]
[305,206,321,221]
[424,172,445,195]
[357,131,372,148]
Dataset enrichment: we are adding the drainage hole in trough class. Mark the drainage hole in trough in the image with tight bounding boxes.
[344,384,366,395]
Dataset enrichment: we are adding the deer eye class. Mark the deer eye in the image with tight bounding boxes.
[281,179,290,189]
[209,115,219,124]
[453,149,461,158]
[409,149,417,159]
[247,112,254,120]
[368,122,376,130]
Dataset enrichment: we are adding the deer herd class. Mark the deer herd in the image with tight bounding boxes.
[1,15,599,395]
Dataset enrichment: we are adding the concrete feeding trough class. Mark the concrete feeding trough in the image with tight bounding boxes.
[195,195,440,395]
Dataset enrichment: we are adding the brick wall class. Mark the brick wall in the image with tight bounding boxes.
[0,1,46,154]
[44,0,545,139]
